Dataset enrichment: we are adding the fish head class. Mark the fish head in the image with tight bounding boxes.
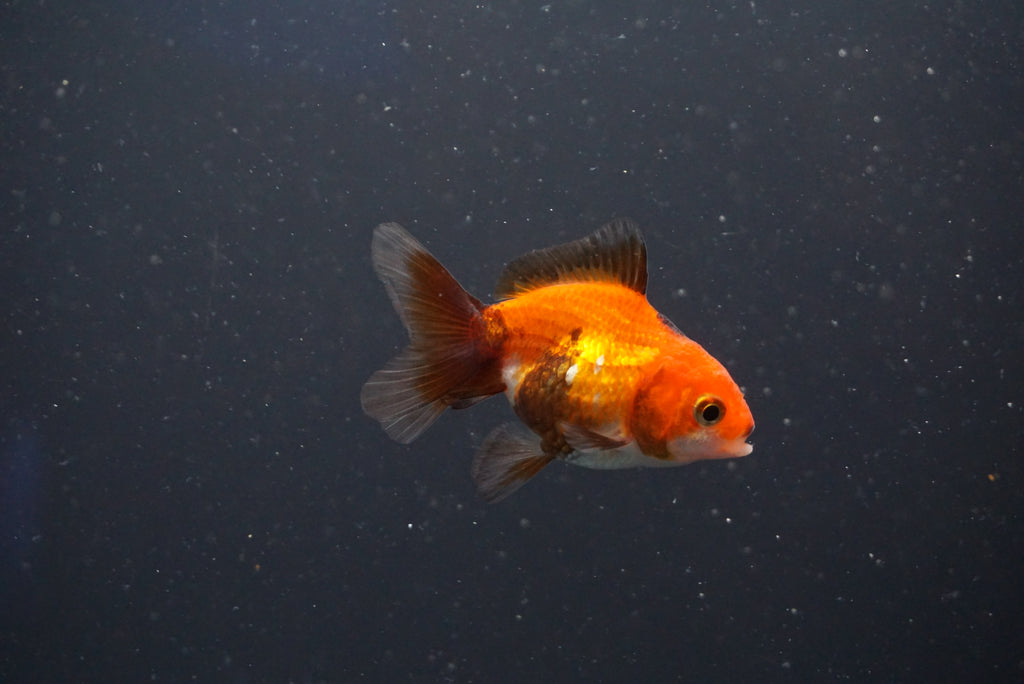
[631,356,754,464]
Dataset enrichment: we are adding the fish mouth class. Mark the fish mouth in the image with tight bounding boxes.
[716,436,753,459]
[731,422,755,457]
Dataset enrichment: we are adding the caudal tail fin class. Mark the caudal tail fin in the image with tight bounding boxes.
[360,223,505,443]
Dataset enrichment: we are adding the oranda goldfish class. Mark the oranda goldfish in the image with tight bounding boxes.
[361,219,754,503]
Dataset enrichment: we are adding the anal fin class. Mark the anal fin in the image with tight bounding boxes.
[471,424,553,503]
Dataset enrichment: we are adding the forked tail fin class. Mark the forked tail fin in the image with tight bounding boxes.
[360,223,505,443]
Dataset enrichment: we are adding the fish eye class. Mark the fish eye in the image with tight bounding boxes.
[694,395,725,427]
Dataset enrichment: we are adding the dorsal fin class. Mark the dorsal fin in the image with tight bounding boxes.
[494,218,648,299]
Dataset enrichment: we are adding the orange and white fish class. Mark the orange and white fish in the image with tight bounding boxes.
[361,219,754,503]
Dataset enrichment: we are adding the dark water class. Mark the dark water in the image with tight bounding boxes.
[2,1,1022,680]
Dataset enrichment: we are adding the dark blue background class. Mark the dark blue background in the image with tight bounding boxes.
[2,1,1022,680]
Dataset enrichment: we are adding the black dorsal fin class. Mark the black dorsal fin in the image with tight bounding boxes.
[494,218,648,299]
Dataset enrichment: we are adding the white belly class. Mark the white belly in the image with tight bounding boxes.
[567,441,683,470]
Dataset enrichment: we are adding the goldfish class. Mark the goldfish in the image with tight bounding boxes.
[361,219,754,503]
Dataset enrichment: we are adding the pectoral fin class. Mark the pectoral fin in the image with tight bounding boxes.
[471,424,553,503]
[561,423,629,452]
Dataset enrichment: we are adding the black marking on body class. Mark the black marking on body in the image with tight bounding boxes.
[513,331,584,458]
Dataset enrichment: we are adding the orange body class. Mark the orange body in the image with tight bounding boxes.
[487,283,676,437]
[484,281,752,462]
